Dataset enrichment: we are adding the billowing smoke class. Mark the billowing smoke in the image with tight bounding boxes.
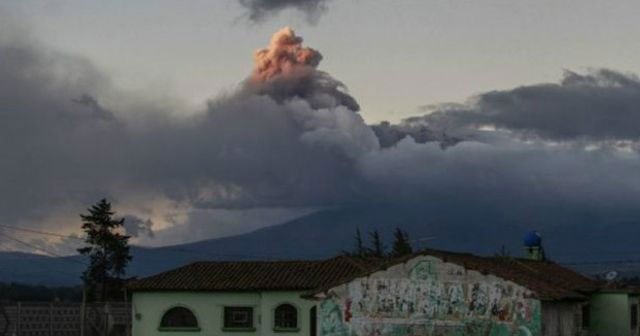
[371,120,462,149]
[411,69,640,143]
[247,27,360,111]
[163,26,377,209]
[365,68,640,215]
[251,27,322,83]
[4,19,640,253]
[72,94,115,121]
[123,216,155,238]
[0,23,376,248]
[238,0,331,24]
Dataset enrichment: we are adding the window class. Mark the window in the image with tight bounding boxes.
[274,304,298,330]
[581,304,590,328]
[631,304,638,330]
[159,307,199,330]
[224,307,254,330]
[309,307,317,336]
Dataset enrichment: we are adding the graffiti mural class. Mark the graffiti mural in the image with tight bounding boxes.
[320,299,349,336]
[409,260,437,281]
[319,257,542,336]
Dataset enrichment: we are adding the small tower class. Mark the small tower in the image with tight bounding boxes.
[523,230,545,261]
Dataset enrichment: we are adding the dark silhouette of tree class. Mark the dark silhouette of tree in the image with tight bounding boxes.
[342,228,367,257]
[390,227,413,258]
[354,228,366,257]
[368,230,385,258]
[77,199,131,300]
[494,245,511,259]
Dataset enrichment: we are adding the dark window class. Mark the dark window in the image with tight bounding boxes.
[310,306,317,336]
[160,307,198,328]
[274,304,298,329]
[224,307,254,329]
[582,304,590,328]
[631,304,638,329]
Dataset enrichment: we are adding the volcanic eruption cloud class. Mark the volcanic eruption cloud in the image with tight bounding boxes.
[238,0,331,24]
[251,27,322,82]
[247,27,361,113]
[4,23,640,251]
[0,23,381,238]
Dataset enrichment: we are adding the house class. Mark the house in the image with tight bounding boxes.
[128,247,637,336]
[588,287,640,336]
[126,256,380,336]
[307,249,598,336]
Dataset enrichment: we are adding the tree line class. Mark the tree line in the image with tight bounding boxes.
[344,227,414,259]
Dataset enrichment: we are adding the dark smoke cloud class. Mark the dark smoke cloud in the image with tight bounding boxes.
[123,216,154,238]
[417,69,640,142]
[364,69,640,220]
[360,137,640,212]
[131,27,376,209]
[238,0,331,24]
[0,23,373,238]
[4,15,640,252]
[0,16,126,228]
[72,94,115,121]
[371,120,462,149]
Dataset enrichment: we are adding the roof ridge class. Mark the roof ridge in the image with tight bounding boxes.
[191,259,322,265]
[511,258,543,274]
[127,256,372,292]
[306,249,594,301]
[334,255,385,272]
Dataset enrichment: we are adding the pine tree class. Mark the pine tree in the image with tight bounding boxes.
[343,228,367,258]
[494,245,511,259]
[368,230,385,258]
[390,227,413,258]
[77,199,131,299]
[354,228,365,257]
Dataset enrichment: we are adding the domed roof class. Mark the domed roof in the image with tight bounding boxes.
[523,230,542,247]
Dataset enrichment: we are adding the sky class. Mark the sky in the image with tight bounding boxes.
[8,0,640,123]
[2,0,640,254]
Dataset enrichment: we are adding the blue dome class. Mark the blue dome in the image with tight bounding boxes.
[523,230,542,247]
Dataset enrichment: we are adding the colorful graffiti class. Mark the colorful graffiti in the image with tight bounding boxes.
[319,257,542,336]
[320,299,349,336]
[409,260,438,281]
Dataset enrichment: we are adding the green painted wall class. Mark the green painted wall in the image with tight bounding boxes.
[132,291,316,336]
[590,293,630,336]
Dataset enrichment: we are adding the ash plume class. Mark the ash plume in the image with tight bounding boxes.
[247,27,360,111]
[0,23,377,239]
[72,93,115,121]
[371,120,462,149]
[5,17,640,249]
[416,69,640,142]
[238,0,331,24]
[123,216,155,238]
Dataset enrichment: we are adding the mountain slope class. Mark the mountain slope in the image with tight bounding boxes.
[2,203,639,285]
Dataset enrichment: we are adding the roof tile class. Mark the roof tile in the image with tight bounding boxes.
[310,249,598,301]
[128,249,598,301]
[127,256,376,292]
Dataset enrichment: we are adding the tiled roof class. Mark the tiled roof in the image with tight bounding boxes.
[311,249,599,301]
[128,249,598,301]
[127,256,379,292]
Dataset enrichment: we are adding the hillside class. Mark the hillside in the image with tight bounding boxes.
[2,203,639,285]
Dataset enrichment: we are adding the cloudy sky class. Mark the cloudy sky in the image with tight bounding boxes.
[2,0,640,253]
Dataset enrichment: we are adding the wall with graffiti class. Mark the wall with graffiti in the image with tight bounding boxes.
[318,255,541,336]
